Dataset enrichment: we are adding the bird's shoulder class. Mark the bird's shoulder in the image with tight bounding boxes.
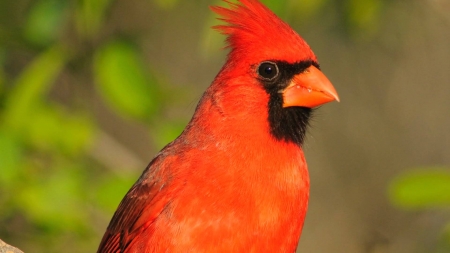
[97,146,186,253]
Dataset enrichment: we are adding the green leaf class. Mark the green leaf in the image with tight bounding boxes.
[94,40,159,120]
[2,45,67,131]
[24,0,68,46]
[17,164,90,232]
[389,168,450,209]
[24,104,94,156]
[58,111,95,155]
[0,130,22,187]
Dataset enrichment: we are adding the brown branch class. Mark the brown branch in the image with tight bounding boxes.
[0,239,23,253]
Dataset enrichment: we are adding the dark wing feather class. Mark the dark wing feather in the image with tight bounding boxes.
[97,155,180,253]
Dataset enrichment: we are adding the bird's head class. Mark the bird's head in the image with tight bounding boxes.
[209,0,339,146]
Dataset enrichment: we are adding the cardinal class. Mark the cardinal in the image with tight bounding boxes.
[97,0,339,252]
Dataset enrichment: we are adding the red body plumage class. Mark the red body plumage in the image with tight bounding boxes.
[98,1,338,252]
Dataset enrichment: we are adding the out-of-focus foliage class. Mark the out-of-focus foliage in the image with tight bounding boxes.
[1,0,445,252]
[389,167,450,250]
[75,0,114,38]
[153,0,180,10]
[389,168,450,209]
[202,0,387,57]
[94,40,159,120]
[24,0,68,46]
[0,0,175,251]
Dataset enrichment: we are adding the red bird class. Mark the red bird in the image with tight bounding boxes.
[98,0,339,252]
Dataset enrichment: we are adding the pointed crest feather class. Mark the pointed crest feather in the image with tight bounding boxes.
[210,0,317,63]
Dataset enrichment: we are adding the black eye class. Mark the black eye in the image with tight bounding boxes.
[258,61,279,80]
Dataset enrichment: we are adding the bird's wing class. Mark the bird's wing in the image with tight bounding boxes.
[97,156,180,253]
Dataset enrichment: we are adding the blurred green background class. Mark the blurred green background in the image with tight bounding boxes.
[0,0,449,252]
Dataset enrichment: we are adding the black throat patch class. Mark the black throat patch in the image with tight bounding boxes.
[258,60,319,146]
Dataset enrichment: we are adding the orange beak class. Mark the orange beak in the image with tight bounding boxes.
[282,66,339,108]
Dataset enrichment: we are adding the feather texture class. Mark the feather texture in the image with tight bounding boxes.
[210,0,317,64]
[96,1,332,252]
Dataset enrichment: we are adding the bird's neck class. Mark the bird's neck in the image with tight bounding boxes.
[173,85,311,248]
[181,83,308,162]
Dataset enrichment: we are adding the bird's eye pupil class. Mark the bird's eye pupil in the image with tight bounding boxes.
[258,62,278,80]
